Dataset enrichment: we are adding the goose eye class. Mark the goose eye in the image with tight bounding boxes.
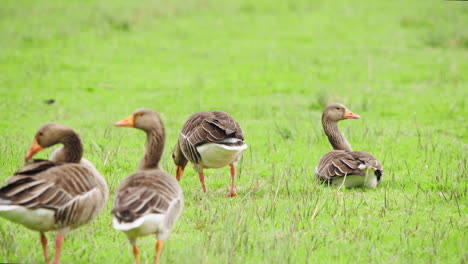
[336,107,340,110]
[172,153,175,159]
[38,132,44,136]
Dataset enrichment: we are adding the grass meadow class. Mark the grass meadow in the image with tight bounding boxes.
[0,0,467,263]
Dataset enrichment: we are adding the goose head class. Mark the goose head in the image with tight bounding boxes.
[115,108,166,171]
[115,108,162,132]
[25,123,77,159]
[172,143,188,181]
[322,103,360,122]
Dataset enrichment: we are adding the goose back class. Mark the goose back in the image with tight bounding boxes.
[112,169,183,239]
[315,150,383,183]
[112,170,182,222]
[0,160,108,231]
[178,111,244,164]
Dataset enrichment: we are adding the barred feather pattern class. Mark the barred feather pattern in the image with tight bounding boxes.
[111,170,183,225]
[0,160,108,230]
[315,150,383,182]
[178,111,244,164]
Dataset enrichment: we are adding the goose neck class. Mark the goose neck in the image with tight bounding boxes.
[322,119,352,151]
[138,127,165,171]
[58,133,83,163]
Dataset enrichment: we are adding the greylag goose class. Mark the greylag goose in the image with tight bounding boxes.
[0,123,108,264]
[172,111,247,197]
[315,103,383,188]
[112,109,183,264]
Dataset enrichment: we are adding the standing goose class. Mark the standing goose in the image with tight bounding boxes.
[172,111,247,197]
[315,103,383,188]
[0,123,108,264]
[112,109,183,264]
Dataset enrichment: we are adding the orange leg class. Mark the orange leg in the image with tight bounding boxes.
[133,244,140,264]
[198,172,207,193]
[40,232,49,263]
[228,164,237,197]
[154,240,163,264]
[50,233,64,264]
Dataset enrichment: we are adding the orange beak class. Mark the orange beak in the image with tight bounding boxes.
[115,114,135,127]
[344,109,361,119]
[25,139,43,159]
[176,165,184,181]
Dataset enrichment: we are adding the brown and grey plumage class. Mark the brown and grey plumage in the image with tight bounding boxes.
[315,103,383,188]
[172,111,247,197]
[112,109,183,264]
[0,123,108,264]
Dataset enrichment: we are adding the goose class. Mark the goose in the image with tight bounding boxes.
[315,103,383,188]
[0,123,108,264]
[112,109,183,264]
[172,111,247,197]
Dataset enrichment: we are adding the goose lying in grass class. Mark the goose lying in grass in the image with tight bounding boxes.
[112,109,183,264]
[0,123,108,264]
[172,111,247,197]
[315,103,383,188]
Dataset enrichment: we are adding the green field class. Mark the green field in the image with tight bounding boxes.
[0,0,467,263]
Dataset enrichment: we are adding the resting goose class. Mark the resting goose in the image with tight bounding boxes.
[172,111,247,197]
[112,109,183,264]
[0,123,108,264]
[315,103,383,188]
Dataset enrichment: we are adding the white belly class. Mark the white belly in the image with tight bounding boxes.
[113,213,165,238]
[196,143,247,169]
[0,205,56,231]
[331,173,378,188]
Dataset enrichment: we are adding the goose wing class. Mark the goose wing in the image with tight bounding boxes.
[349,151,383,173]
[112,170,182,223]
[0,160,105,227]
[315,150,383,181]
[181,111,244,146]
[179,111,244,163]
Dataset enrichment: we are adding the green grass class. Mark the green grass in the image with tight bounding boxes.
[0,0,467,263]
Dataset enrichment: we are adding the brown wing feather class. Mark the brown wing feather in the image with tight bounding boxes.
[349,151,384,174]
[13,160,62,177]
[1,162,98,210]
[112,169,182,223]
[179,111,244,163]
[315,150,383,182]
[181,111,244,146]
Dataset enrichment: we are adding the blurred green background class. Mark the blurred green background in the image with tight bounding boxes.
[0,0,466,263]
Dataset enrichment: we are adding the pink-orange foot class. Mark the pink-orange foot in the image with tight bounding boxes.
[133,244,141,264]
[40,233,50,263]
[49,234,64,264]
[155,240,163,264]
[226,189,238,197]
[198,172,207,193]
[227,164,238,197]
